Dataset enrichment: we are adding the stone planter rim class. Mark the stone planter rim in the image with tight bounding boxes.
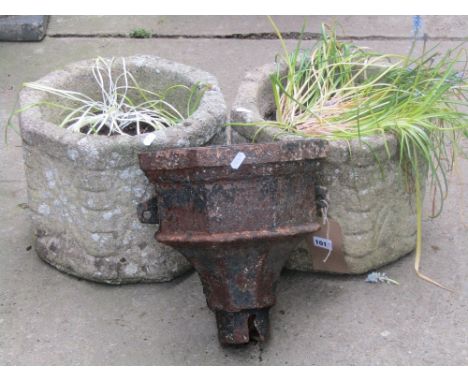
[19,55,226,150]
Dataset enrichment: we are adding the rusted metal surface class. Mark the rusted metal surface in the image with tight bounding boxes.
[216,308,270,344]
[137,196,159,224]
[138,140,328,345]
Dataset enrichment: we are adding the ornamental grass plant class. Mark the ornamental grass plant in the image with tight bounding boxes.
[7,56,206,137]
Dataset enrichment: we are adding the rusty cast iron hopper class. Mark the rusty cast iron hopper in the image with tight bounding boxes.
[138,140,328,345]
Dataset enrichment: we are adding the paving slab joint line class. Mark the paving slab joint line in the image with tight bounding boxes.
[46,32,468,41]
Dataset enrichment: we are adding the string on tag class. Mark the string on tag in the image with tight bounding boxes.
[320,199,332,263]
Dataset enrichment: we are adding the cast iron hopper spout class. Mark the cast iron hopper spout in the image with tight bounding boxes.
[138,140,328,345]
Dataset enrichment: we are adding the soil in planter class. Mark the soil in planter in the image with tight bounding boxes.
[79,121,167,136]
[264,110,276,122]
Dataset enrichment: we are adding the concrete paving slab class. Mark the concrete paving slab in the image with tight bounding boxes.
[0,35,467,365]
[47,15,468,39]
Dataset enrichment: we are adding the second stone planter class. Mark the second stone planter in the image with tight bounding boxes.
[231,63,419,274]
[19,55,226,283]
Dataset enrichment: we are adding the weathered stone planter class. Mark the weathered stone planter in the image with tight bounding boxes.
[19,55,226,283]
[231,63,419,274]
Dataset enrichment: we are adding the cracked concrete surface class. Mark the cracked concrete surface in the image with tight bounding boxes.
[0,16,467,365]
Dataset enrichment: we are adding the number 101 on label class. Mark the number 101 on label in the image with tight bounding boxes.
[313,236,333,251]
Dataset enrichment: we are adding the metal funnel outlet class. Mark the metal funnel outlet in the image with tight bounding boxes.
[138,140,328,345]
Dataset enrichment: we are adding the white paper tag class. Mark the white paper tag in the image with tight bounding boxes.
[230,152,246,170]
[235,107,252,114]
[313,236,333,251]
[143,133,156,146]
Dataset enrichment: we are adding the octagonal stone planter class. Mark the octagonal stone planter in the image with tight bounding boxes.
[19,55,226,284]
[231,63,420,274]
